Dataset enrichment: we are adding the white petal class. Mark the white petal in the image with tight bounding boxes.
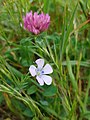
[29,65,36,77]
[42,64,53,74]
[41,75,52,85]
[35,58,44,69]
[36,76,44,86]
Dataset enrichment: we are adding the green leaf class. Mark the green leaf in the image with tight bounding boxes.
[27,85,37,95]
[43,85,58,97]
[40,100,49,106]
[23,108,34,117]
[12,99,25,111]
[32,117,39,120]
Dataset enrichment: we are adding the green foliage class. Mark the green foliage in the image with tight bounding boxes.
[42,85,58,97]
[27,85,37,95]
[0,0,90,120]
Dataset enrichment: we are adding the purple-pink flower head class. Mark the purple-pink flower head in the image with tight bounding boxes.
[23,11,50,35]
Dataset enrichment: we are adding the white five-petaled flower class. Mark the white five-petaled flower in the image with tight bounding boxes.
[29,58,53,86]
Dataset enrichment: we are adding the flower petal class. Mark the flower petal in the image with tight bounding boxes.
[36,76,44,86]
[35,59,44,69]
[29,65,36,77]
[42,64,53,74]
[41,75,52,85]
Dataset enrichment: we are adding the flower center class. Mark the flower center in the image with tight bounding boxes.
[36,68,44,76]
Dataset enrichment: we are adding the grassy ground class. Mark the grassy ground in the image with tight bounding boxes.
[0,0,90,120]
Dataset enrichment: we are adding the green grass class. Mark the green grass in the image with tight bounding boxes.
[0,0,90,120]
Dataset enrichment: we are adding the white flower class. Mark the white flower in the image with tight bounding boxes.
[29,58,53,86]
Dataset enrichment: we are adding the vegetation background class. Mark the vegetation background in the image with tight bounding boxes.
[0,0,90,120]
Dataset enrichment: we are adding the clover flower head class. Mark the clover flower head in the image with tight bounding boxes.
[29,58,53,86]
[23,11,50,35]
